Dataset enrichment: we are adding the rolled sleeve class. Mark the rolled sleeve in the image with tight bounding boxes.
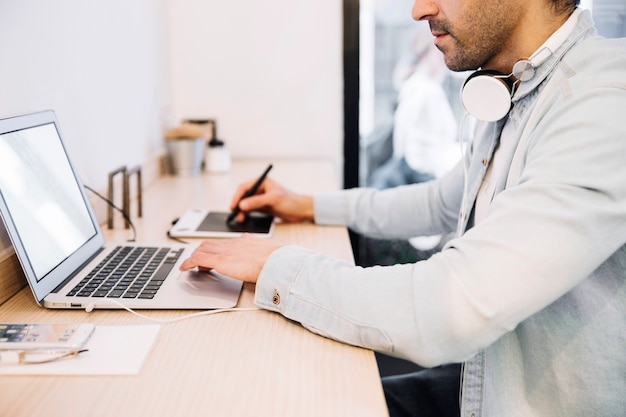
[254,245,395,354]
[313,192,351,226]
[254,245,308,313]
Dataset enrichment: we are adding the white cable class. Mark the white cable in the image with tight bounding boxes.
[85,300,260,324]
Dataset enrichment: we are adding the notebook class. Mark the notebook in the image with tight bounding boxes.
[0,110,242,310]
[169,209,275,239]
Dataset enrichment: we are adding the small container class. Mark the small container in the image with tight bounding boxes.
[182,119,213,170]
[166,137,205,176]
[206,137,231,173]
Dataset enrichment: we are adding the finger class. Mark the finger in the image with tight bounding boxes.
[230,179,261,210]
[180,250,217,272]
[179,241,221,271]
[179,257,197,271]
[239,193,273,213]
[236,211,247,223]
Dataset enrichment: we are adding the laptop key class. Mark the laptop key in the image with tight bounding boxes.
[138,293,155,299]
[68,246,178,301]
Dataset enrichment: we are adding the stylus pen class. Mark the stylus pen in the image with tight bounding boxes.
[226,163,273,224]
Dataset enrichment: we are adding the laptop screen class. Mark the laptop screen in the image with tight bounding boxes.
[0,121,97,283]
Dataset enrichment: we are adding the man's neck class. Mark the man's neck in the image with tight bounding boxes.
[488,6,576,76]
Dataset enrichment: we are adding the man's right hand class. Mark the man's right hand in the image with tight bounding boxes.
[229,177,315,224]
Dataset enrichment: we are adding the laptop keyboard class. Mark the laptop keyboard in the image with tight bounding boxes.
[67,246,184,300]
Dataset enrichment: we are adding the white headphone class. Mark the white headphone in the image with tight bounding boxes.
[460,62,534,122]
[460,8,581,122]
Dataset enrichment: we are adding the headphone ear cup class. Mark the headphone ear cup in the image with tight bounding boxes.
[461,70,514,122]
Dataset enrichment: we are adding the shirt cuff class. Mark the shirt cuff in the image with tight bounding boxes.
[313,192,350,225]
[254,245,316,313]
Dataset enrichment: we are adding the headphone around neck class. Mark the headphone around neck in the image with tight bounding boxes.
[460,59,537,122]
[460,8,581,122]
[460,68,519,123]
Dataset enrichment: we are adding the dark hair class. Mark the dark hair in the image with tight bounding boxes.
[551,0,580,13]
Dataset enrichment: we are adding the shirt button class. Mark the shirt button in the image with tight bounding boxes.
[482,158,488,166]
[272,289,280,305]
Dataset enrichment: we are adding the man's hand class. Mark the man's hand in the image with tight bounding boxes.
[179,234,282,283]
[230,177,315,224]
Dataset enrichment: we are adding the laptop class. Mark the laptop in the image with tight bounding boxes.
[0,110,243,310]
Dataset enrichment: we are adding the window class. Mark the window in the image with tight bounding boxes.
[346,0,624,265]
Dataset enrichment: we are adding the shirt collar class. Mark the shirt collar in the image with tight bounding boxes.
[512,8,596,101]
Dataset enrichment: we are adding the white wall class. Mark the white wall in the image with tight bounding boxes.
[0,1,343,190]
[0,0,171,190]
[167,1,343,170]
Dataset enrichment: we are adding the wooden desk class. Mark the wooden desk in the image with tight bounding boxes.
[0,159,389,417]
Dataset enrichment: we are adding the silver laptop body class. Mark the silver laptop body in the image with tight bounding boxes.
[0,110,242,310]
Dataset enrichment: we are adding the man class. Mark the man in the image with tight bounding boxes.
[181,0,626,416]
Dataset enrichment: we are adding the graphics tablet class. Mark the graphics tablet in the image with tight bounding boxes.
[169,209,275,239]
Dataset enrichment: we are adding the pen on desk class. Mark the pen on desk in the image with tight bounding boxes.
[226,164,273,224]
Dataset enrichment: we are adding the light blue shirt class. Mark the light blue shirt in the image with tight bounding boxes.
[255,10,626,417]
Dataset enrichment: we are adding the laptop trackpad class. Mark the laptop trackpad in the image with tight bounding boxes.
[177,269,242,296]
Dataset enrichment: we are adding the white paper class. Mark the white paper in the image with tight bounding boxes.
[0,324,160,375]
